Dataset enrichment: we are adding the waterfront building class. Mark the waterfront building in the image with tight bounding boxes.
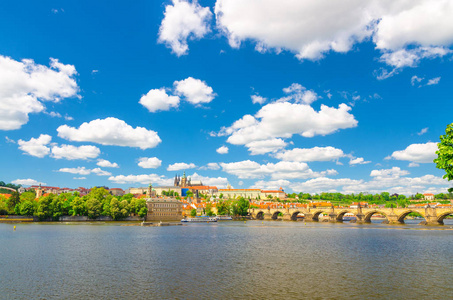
[423,193,435,201]
[215,185,286,200]
[217,188,261,199]
[188,186,218,197]
[146,197,183,221]
[109,188,124,197]
[152,186,182,197]
[128,187,147,195]
[260,187,286,199]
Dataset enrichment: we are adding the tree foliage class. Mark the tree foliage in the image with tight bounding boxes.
[434,123,453,191]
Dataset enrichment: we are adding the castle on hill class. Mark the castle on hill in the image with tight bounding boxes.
[173,171,202,187]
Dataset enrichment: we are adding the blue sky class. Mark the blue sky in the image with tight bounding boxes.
[1,0,453,195]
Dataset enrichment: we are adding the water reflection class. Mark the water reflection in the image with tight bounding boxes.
[1,221,452,299]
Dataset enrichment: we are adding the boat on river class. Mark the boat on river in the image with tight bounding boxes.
[215,215,233,220]
[181,216,218,223]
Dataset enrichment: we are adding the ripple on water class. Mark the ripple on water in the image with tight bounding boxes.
[0,221,452,299]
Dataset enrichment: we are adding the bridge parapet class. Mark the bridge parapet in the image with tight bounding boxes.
[249,206,453,225]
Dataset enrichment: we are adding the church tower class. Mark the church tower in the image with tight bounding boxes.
[36,183,43,199]
[181,171,187,187]
[147,183,155,198]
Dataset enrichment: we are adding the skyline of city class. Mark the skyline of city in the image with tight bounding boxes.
[1,0,453,195]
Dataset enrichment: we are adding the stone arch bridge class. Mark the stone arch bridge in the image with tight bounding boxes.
[249,206,453,226]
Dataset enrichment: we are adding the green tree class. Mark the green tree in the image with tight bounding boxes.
[71,196,86,216]
[50,197,65,220]
[19,201,36,216]
[232,197,250,216]
[86,197,102,219]
[7,191,20,214]
[434,123,453,187]
[216,200,230,215]
[0,195,8,214]
[120,200,129,218]
[134,198,147,218]
[190,208,197,217]
[109,198,122,220]
[380,192,390,201]
[205,202,214,216]
[20,191,36,202]
[35,194,55,220]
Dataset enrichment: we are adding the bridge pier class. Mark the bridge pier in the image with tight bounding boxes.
[354,212,366,224]
[282,213,292,221]
[424,207,443,225]
[386,213,404,225]
[303,213,315,222]
[263,213,273,220]
[328,212,338,223]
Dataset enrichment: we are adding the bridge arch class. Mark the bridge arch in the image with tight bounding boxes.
[271,211,283,220]
[255,211,264,220]
[335,210,354,222]
[436,211,453,224]
[397,210,426,223]
[290,211,303,221]
[364,210,389,223]
[311,210,327,222]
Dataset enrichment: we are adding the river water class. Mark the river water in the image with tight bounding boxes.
[1,220,452,299]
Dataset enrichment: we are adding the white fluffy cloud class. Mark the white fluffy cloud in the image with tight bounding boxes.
[289,167,448,195]
[199,163,220,170]
[282,83,318,105]
[57,117,161,149]
[97,159,119,168]
[251,179,292,190]
[215,0,453,67]
[220,102,357,145]
[411,76,441,87]
[411,75,424,86]
[51,145,100,160]
[427,77,441,86]
[251,95,266,105]
[220,160,337,180]
[18,134,52,158]
[158,0,212,56]
[245,138,287,155]
[379,47,451,69]
[387,142,438,163]
[174,77,215,105]
[138,157,162,169]
[0,55,79,130]
[370,167,409,179]
[139,88,180,113]
[349,157,371,165]
[216,146,229,154]
[417,128,428,136]
[12,179,44,186]
[58,167,111,176]
[167,162,197,171]
[275,146,344,162]
[140,77,215,112]
[189,172,228,188]
[108,174,173,185]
